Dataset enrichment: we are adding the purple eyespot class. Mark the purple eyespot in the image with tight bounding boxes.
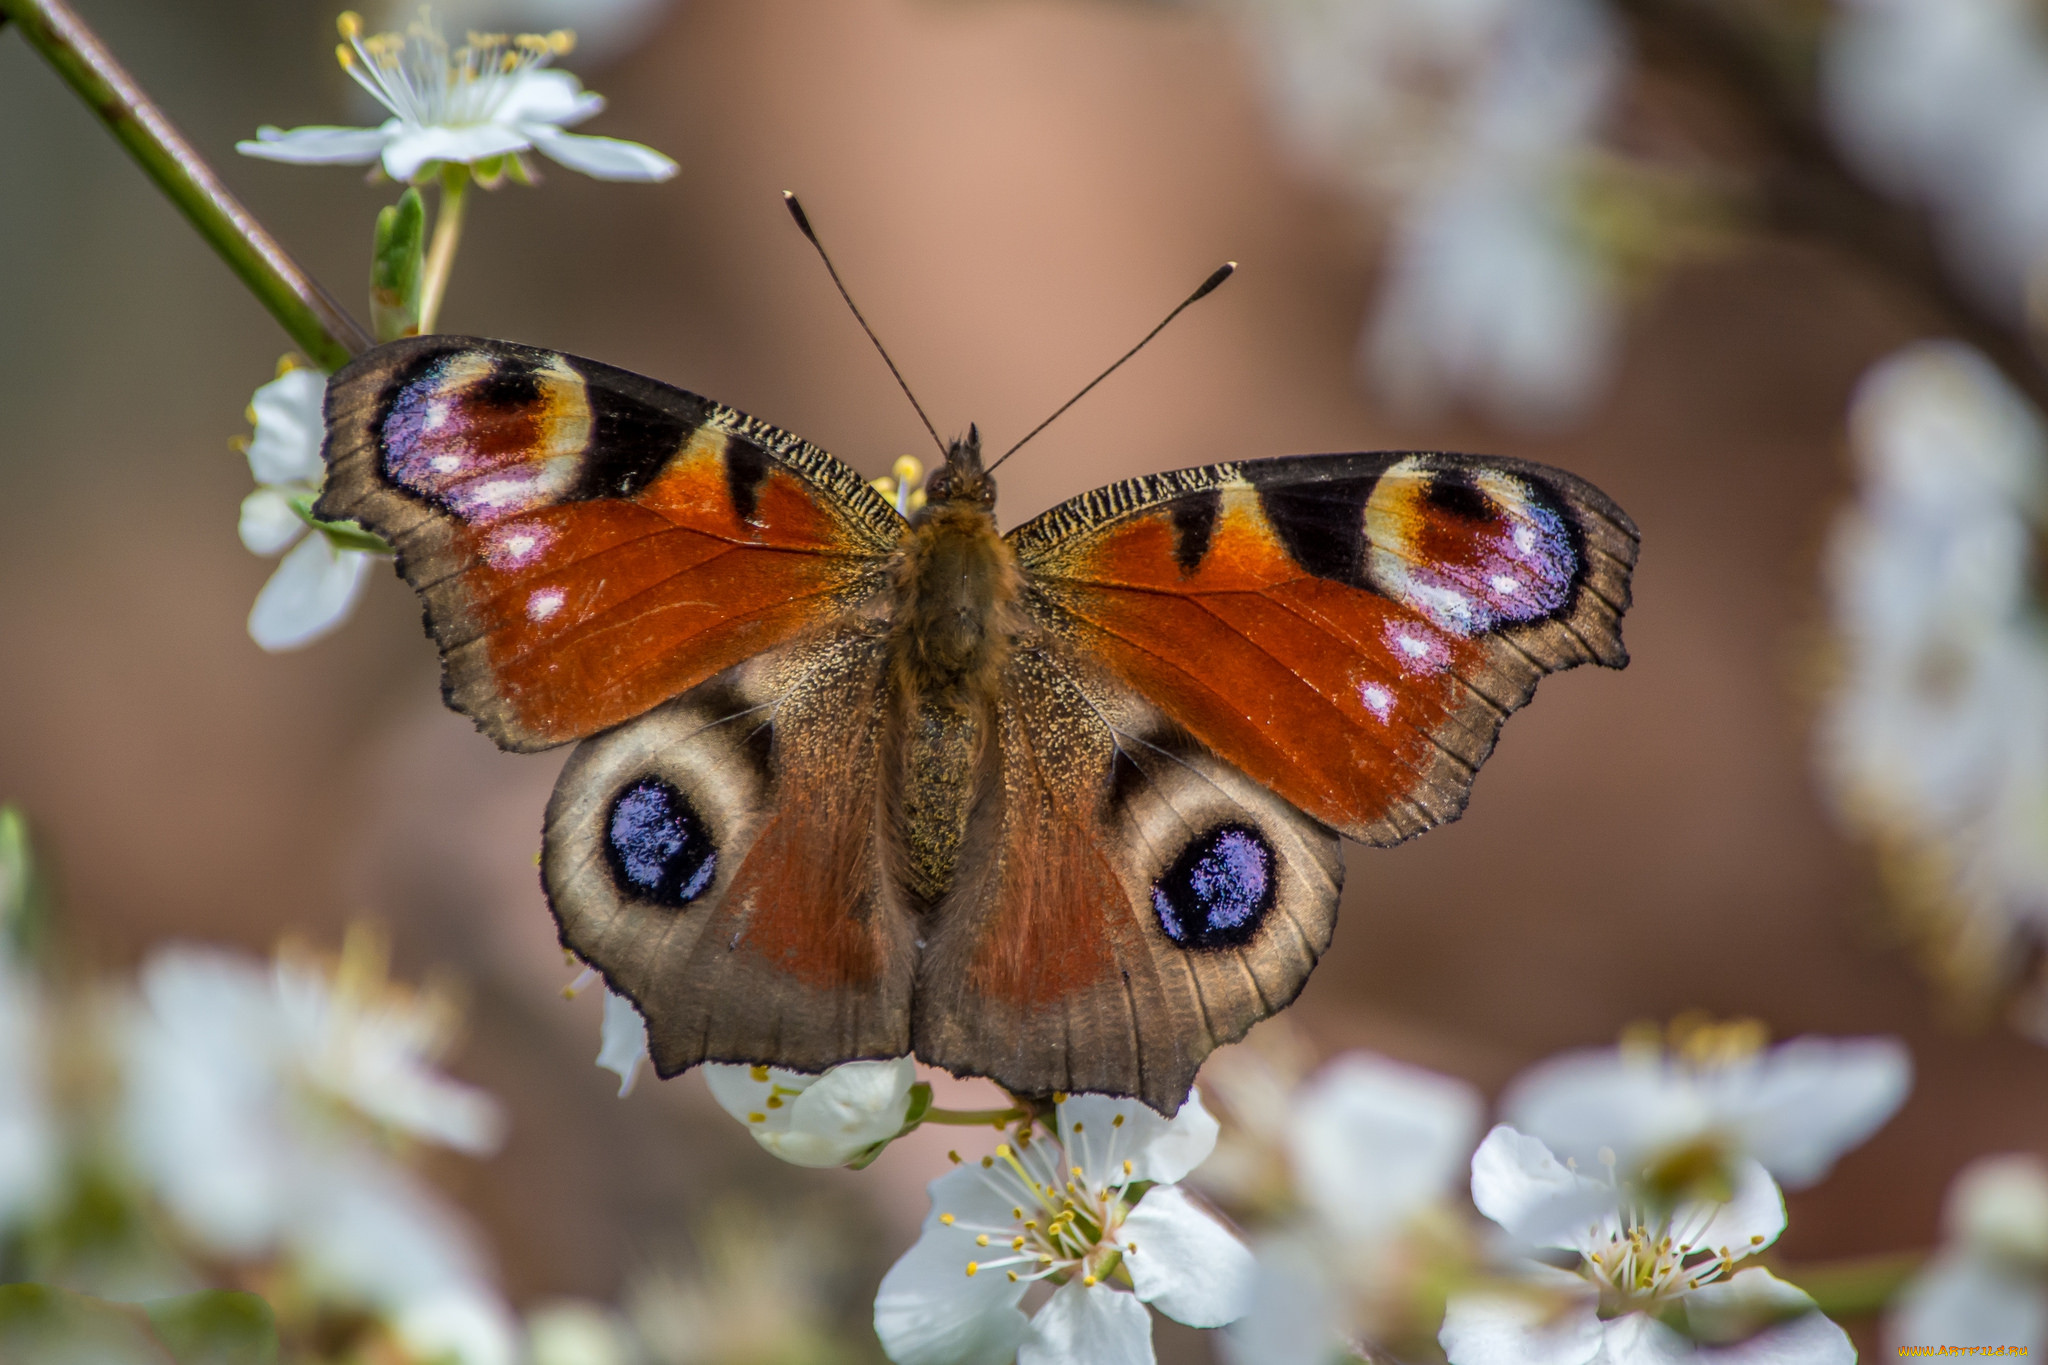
[605,777,717,907]
[1152,824,1275,949]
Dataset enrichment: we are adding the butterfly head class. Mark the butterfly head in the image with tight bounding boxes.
[920,425,996,512]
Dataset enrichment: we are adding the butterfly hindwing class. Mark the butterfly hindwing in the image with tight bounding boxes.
[912,643,1343,1112]
[318,336,902,752]
[1008,451,1638,845]
[543,619,918,1074]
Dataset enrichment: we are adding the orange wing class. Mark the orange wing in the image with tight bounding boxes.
[319,337,902,752]
[1009,453,1638,845]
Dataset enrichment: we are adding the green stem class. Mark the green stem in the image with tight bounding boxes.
[921,1106,1029,1127]
[1777,1250,1924,1320]
[0,0,369,370]
[417,165,470,334]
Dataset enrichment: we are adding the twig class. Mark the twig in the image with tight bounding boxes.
[0,0,370,370]
[1612,0,2048,410]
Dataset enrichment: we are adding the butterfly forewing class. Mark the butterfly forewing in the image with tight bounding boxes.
[318,336,903,751]
[1007,451,1638,846]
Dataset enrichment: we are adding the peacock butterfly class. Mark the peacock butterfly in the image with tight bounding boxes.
[316,322,1636,1115]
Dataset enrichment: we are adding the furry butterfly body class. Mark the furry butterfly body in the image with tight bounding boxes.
[319,335,1638,1113]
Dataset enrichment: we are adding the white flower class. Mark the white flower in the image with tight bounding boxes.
[1891,1154,2048,1349]
[1502,1022,1911,1192]
[1216,1052,1484,1365]
[1818,341,2048,1028]
[1233,0,1622,426]
[391,1284,519,1365]
[874,1091,1251,1365]
[236,12,677,184]
[705,1057,917,1168]
[237,365,375,652]
[595,986,647,1098]
[1442,1126,1853,1365]
[119,933,505,1311]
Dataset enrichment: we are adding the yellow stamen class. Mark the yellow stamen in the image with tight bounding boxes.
[338,11,364,39]
[1083,1274,1097,1287]
[939,1213,954,1225]
[1111,1114,1124,1127]
[965,1261,979,1277]
[746,1112,765,1123]
[765,1096,782,1109]
[1007,1270,1019,1282]
[748,1064,768,1081]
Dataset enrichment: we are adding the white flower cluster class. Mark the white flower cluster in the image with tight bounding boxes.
[1199,1020,1909,1365]
[1226,0,1623,426]
[1817,340,2048,1031]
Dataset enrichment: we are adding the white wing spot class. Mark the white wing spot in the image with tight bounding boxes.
[1490,574,1520,595]
[1359,682,1395,721]
[527,587,565,622]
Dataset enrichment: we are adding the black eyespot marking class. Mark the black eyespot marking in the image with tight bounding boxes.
[470,361,544,412]
[605,777,717,907]
[1152,823,1275,949]
[1423,469,1497,524]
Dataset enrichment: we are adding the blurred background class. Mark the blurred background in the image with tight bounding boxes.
[3,0,2047,1358]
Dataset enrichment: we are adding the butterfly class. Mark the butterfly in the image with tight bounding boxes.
[317,333,1637,1114]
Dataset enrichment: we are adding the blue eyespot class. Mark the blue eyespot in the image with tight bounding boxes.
[1152,824,1275,949]
[605,777,717,907]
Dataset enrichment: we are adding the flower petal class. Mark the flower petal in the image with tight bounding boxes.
[1468,1125,1615,1252]
[1598,1312,1692,1365]
[1217,1233,1345,1365]
[1726,1036,1912,1188]
[1689,1159,1787,1257]
[494,69,605,126]
[522,124,679,182]
[1685,1269,1853,1365]
[774,1058,916,1165]
[705,1058,914,1167]
[1287,1052,1482,1244]
[874,1169,1031,1365]
[382,123,533,182]
[239,489,305,557]
[236,123,392,165]
[248,536,371,652]
[245,367,328,485]
[596,988,647,1098]
[1059,1090,1218,1186]
[1120,1185,1253,1327]
[1019,1282,1153,1365]
[390,1286,518,1365]
[1440,1279,1604,1365]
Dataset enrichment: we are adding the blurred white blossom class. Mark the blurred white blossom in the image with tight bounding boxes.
[119,932,507,1336]
[1818,340,2048,1032]
[873,1091,1249,1365]
[595,986,647,1098]
[1824,0,2048,320]
[705,1057,917,1169]
[0,936,55,1234]
[238,11,676,184]
[1233,0,1623,426]
[1503,1018,1911,1193]
[1891,1154,2048,1349]
[237,363,376,652]
[384,0,677,65]
[1209,1050,1483,1365]
[1442,1126,1853,1365]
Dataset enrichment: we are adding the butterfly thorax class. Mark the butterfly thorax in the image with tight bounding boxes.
[886,431,1024,907]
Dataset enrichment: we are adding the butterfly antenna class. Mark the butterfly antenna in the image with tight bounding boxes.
[783,192,947,460]
[986,261,1236,474]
